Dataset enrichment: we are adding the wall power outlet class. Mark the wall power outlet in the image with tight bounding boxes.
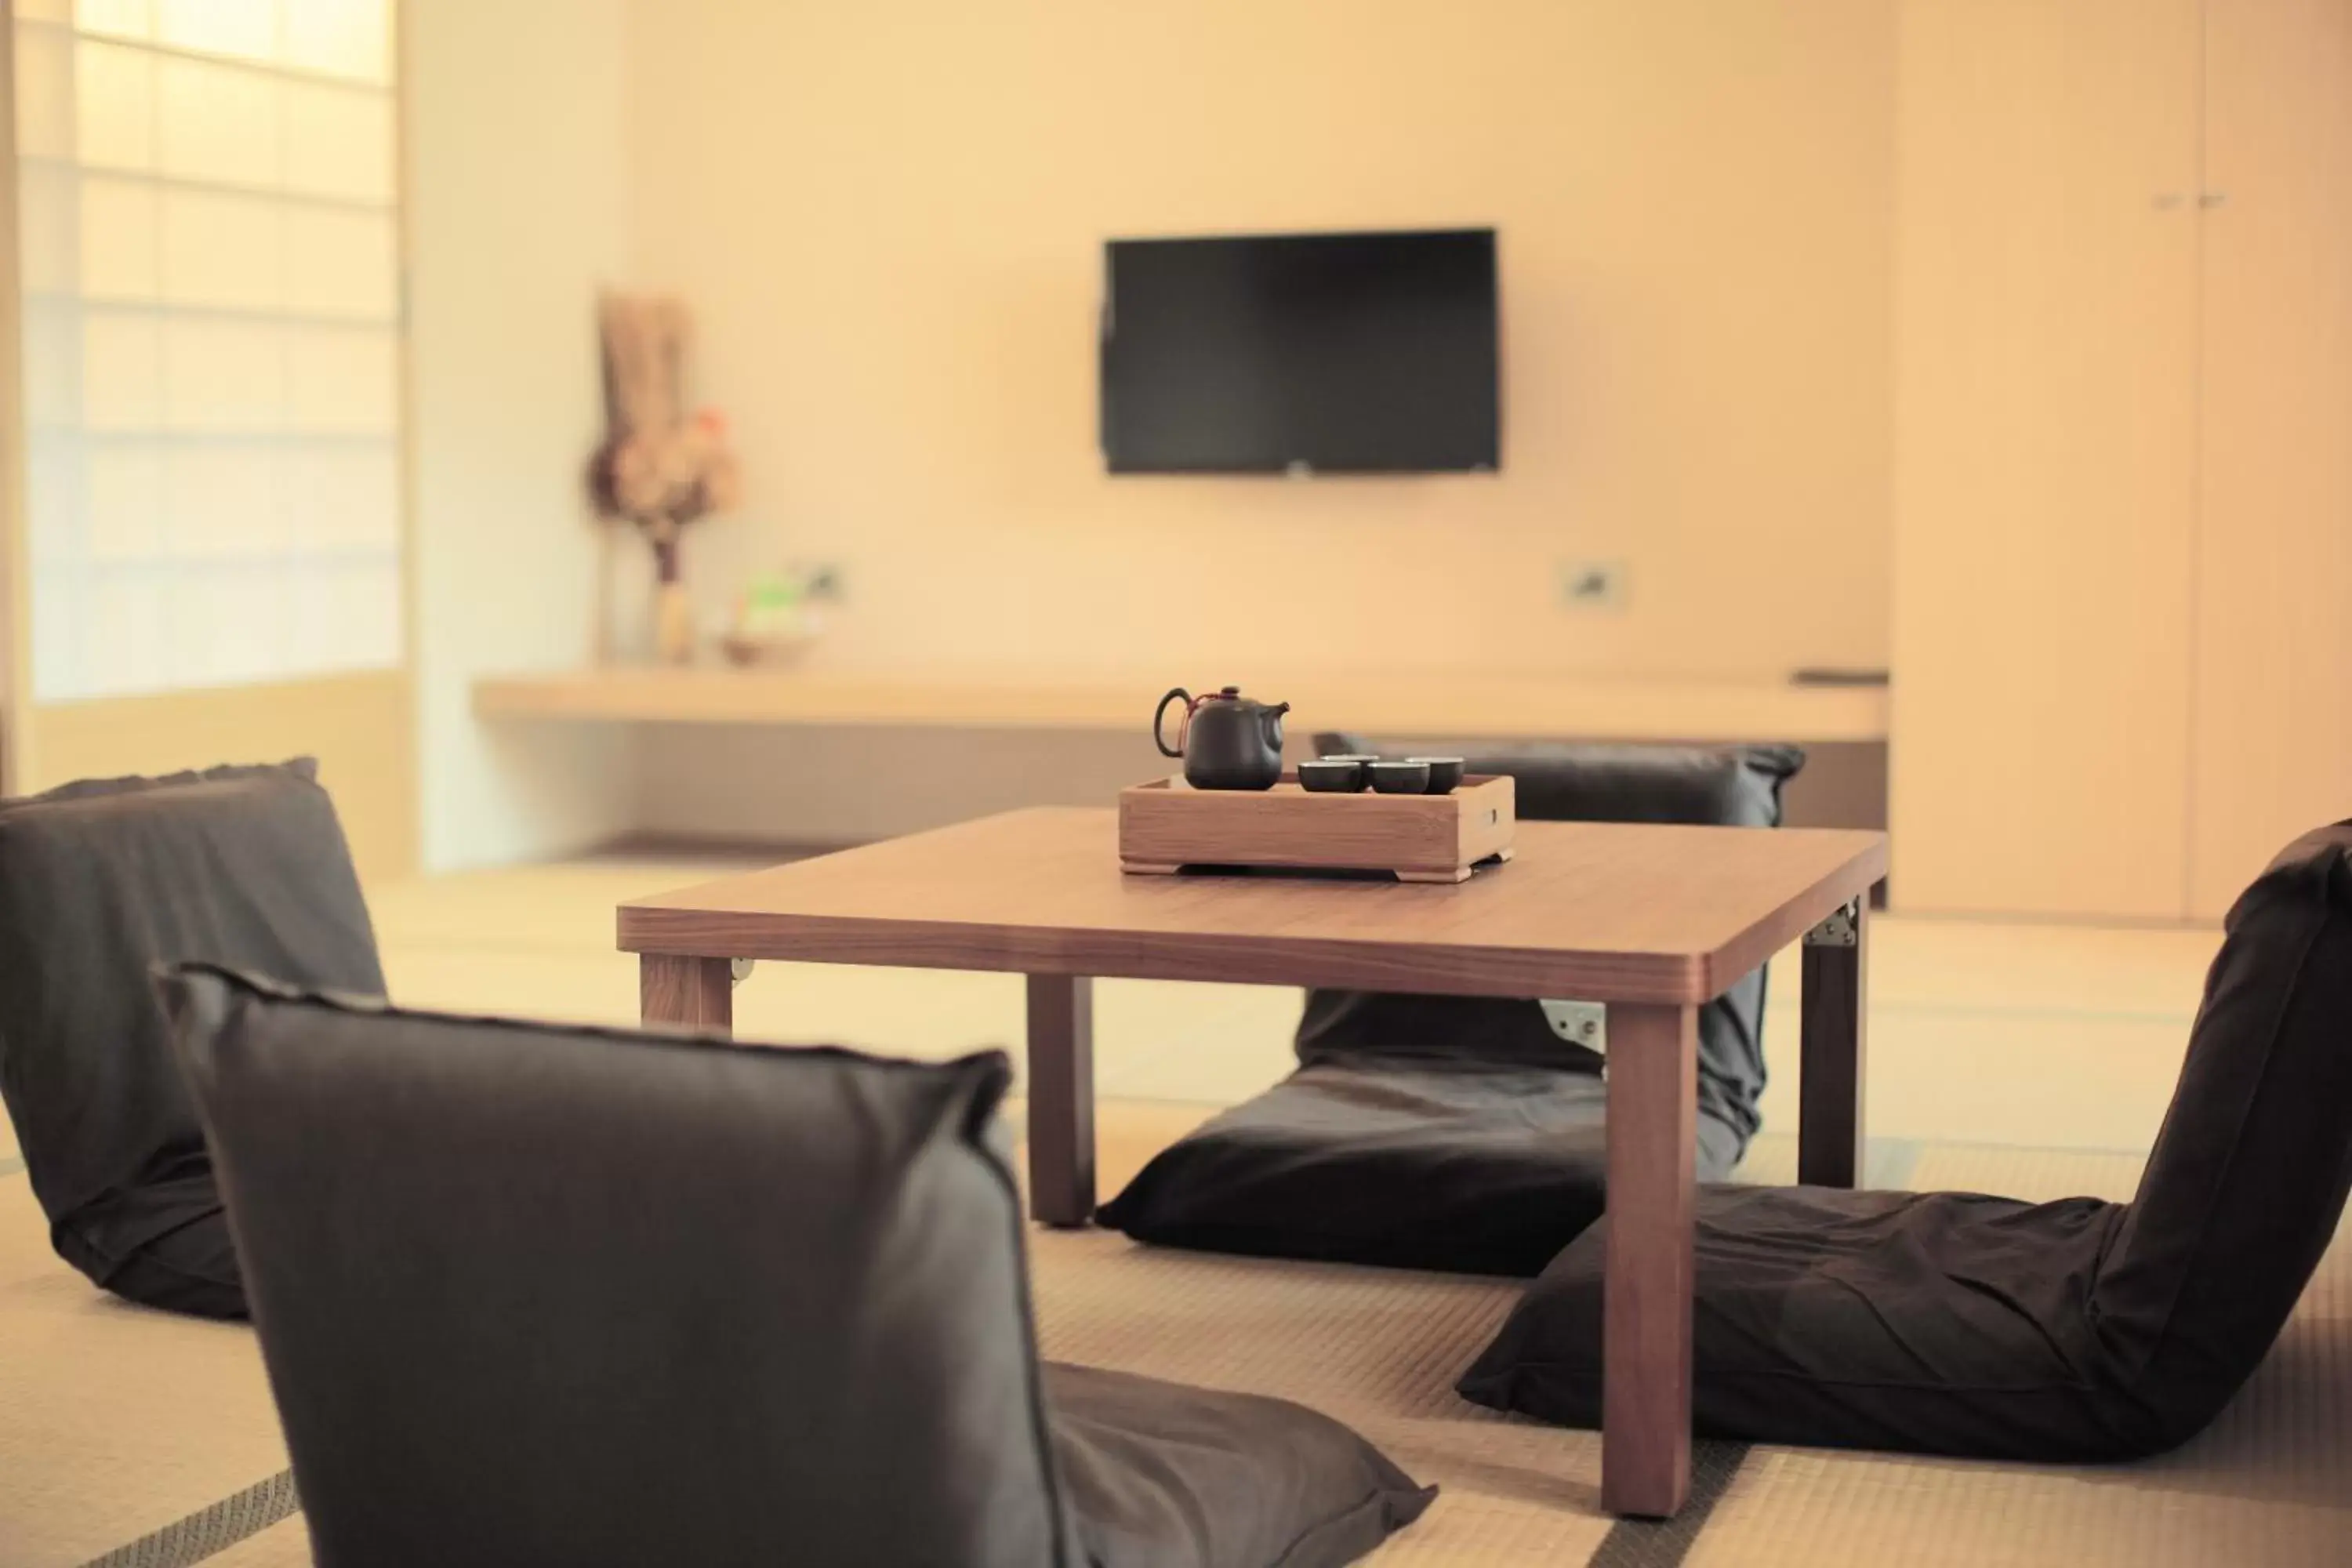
[1558,560,1628,612]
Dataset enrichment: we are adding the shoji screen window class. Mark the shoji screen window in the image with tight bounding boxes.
[12,0,401,700]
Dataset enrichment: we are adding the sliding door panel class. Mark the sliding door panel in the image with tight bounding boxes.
[1892,0,2203,916]
[2190,0,2352,916]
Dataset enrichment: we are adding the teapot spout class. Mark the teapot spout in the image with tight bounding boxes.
[1261,701,1291,748]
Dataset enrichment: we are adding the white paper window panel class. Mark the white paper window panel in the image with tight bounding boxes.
[285,1,395,85]
[73,174,155,298]
[160,187,280,310]
[78,183,394,319]
[160,316,281,430]
[78,314,397,434]
[19,163,79,295]
[280,442,399,550]
[74,39,156,172]
[74,546,404,699]
[169,562,290,686]
[156,53,279,188]
[73,0,149,41]
[80,310,162,429]
[65,44,393,198]
[165,442,285,555]
[82,437,397,557]
[286,554,401,671]
[82,0,292,63]
[84,572,174,695]
[32,571,86,701]
[284,328,396,432]
[73,2,394,83]
[281,206,396,319]
[85,439,164,561]
[75,568,314,698]
[22,301,83,429]
[282,83,393,204]
[23,434,87,567]
[13,22,75,162]
[73,567,279,694]
[157,0,275,64]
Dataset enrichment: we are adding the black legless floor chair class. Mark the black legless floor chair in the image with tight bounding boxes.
[160,967,1436,1568]
[1098,742,1804,1276]
[0,761,382,1318]
[1460,822,2352,1461]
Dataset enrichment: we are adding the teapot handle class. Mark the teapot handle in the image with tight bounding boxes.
[1153,688,1192,759]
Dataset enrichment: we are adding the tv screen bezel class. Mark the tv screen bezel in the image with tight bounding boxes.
[1098,225,1502,477]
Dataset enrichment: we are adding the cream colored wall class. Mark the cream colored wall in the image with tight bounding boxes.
[622,0,1895,684]
[403,0,638,870]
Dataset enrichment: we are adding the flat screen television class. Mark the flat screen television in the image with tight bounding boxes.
[1100,227,1500,475]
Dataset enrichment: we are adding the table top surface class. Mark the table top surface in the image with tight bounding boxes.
[619,808,1886,1004]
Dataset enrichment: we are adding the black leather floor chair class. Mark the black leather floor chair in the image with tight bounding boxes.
[1461,822,2352,1461]
[0,762,382,1318]
[1098,742,1804,1277]
[162,967,1436,1568]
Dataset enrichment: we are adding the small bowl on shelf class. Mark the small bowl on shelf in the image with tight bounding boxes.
[1298,758,1367,793]
[718,630,818,667]
[1408,756,1465,794]
[1367,760,1433,795]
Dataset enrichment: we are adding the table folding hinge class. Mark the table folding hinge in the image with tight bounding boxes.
[1538,999,1606,1057]
[730,959,756,985]
[1806,899,1861,949]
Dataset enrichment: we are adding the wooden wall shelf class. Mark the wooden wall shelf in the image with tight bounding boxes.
[472,668,1887,745]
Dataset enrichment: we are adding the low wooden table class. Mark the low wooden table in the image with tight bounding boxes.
[619,807,1888,1519]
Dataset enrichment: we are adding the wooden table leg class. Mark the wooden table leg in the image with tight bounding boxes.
[1025,975,1096,1227]
[1798,895,1869,1187]
[1604,1002,1697,1519]
[640,955,734,1036]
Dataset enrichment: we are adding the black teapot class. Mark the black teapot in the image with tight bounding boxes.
[1154,686,1290,790]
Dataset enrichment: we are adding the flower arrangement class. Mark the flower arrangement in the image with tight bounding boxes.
[586,293,741,662]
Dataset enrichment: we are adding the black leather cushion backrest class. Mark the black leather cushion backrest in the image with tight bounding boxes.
[0,762,381,1231]
[2092,822,2352,1442]
[1312,737,1803,829]
[1298,740,1803,1143]
[162,968,1070,1568]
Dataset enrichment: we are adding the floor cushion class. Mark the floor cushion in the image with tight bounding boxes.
[0,761,381,1318]
[1099,742,1801,1277]
[1458,821,2352,1460]
[162,966,1435,1568]
[1101,1056,1745,1278]
[1051,1363,1436,1568]
[1297,739,1804,1132]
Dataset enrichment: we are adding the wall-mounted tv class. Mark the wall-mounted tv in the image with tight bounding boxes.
[1100,227,1500,475]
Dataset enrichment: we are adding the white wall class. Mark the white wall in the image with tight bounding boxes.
[402,0,1900,862]
[404,0,637,869]
[598,0,1899,850]
[623,0,1896,684]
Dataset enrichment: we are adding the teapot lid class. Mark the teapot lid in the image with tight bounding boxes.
[1199,685,1287,716]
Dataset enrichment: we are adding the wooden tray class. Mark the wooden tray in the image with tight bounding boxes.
[1118,773,1515,884]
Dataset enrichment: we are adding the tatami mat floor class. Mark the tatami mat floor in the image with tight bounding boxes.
[4,851,2345,1566]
